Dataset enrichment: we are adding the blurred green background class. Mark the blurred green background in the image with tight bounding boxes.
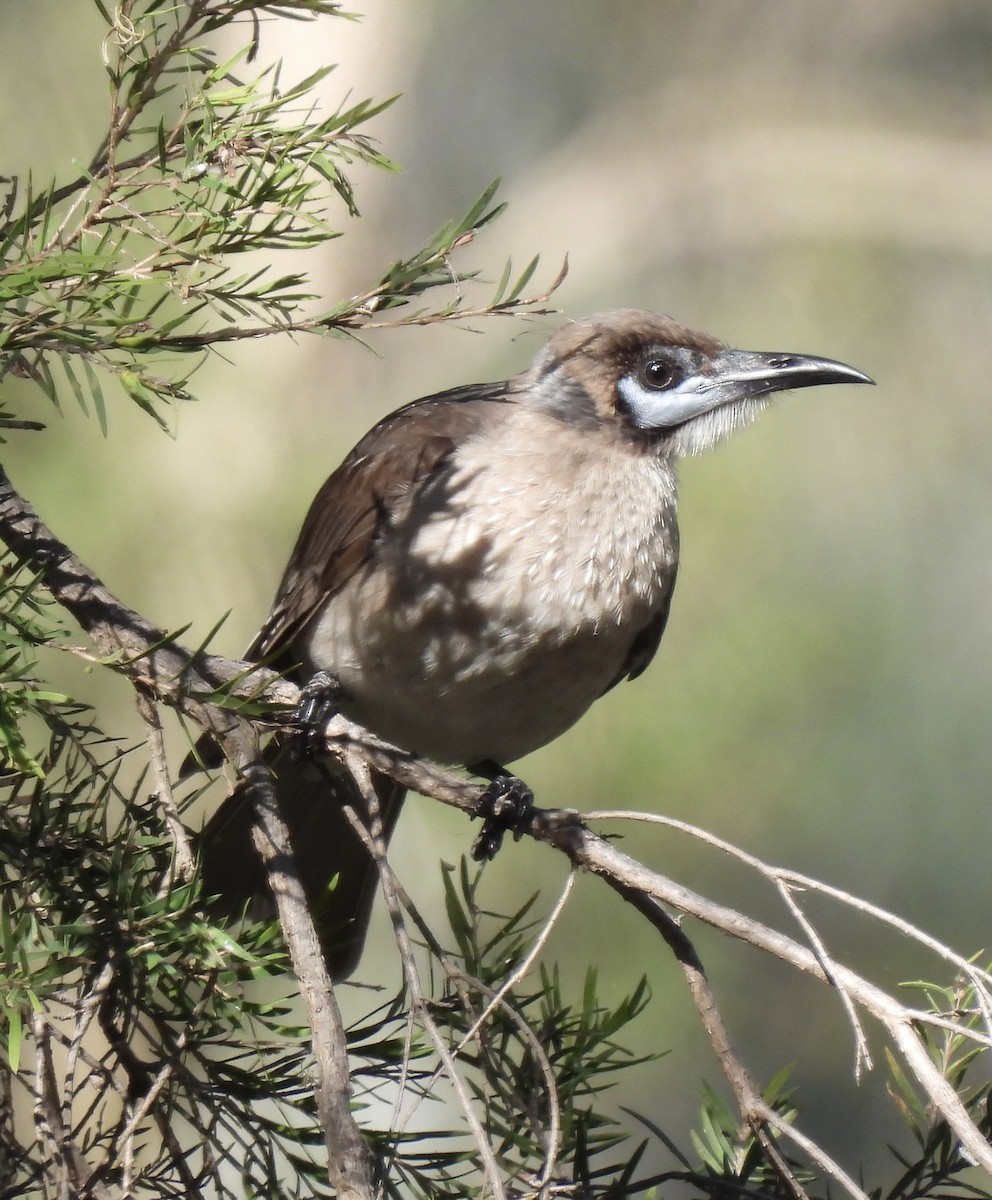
[3,0,992,1181]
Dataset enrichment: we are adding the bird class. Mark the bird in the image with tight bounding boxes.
[196,309,872,979]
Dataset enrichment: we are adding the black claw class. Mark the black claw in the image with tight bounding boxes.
[470,774,533,861]
[288,671,342,762]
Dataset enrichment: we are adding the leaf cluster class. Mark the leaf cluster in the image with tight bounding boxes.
[0,560,70,779]
[342,861,658,1198]
[0,0,559,434]
[883,975,992,1200]
[2,629,991,1197]
[0,614,317,1194]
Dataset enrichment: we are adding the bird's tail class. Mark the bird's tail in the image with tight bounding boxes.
[197,752,405,980]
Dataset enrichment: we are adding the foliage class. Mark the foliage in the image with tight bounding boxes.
[883,976,992,1200]
[0,0,557,436]
[0,565,659,1196]
[0,2,990,1198]
[4,738,987,1200]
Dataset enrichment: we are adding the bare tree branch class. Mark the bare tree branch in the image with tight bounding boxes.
[137,691,196,886]
[342,751,510,1200]
[0,464,372,1199]
[2,460,991,1183]
[221,733,374,1200]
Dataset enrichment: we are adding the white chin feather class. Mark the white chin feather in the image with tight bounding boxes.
[670,397,771,457]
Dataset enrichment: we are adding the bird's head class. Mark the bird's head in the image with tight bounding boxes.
[523,309,873,455]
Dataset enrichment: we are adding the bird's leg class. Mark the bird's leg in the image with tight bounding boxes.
[469,760,534,861]
[288,671,343,762]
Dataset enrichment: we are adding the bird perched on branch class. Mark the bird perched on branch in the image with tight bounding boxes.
[197,309,871,978]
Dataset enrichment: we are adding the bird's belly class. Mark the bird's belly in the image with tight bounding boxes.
[310,601,640,764]
[303,443,677,765]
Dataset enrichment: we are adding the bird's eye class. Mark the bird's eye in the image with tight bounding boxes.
[640,359,676,390]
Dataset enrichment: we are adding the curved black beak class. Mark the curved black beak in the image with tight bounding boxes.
[709,349,875,399]
[658,348,873,426]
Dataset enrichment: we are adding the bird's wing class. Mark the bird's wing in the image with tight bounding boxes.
[604,562,678,693]
[249,380,513,663]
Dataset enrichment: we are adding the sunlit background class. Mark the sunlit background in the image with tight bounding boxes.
[3,0,992,1181]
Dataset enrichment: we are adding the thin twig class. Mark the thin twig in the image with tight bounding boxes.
[536,813,992,1174]
[445,871,574,1192]
[136,691,196,885]
[774,879,873,1078]
[455,870,576,1057]
[33,1012,69,1200]
[342,751,510,1200]
[4,464,992,1182]
[584,807,992,1062]
[343,803,566,1192]
[226,735,374,1200]
[60,961,116,1133]
[755,1098,872,1200]
[112,972,217,1161]
[584,808,992,988]
[615,884,815,1200]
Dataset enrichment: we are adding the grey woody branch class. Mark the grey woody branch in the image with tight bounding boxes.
[0,463,374,1200]
[3,462,991,1187]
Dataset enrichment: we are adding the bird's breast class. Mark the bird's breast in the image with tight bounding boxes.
[305,417,679,764]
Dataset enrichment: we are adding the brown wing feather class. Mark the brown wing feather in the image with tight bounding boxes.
[249,380,513,665]
[197,378,515,979]
[603,563,678,694]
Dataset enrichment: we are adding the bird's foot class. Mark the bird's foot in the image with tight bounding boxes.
[288,671,343,762]
[470,769,533,861]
